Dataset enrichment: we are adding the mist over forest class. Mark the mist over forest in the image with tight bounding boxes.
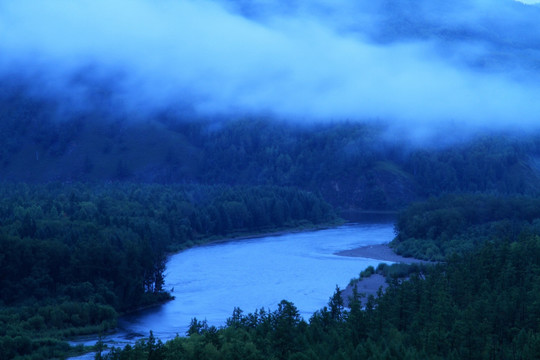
[2,0,540,136]
[2,0,540,206]
[2,0,540,359]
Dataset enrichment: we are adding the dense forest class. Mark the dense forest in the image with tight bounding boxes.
[0,183,336,359]
[9,189,537,360]
[392,193,540,260]
[2,0,540,359]
[1,94,540,359]
[1,89,540,210]
[98,194,540,360]
[1,98,540,359]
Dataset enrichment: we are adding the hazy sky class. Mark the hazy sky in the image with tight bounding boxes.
[1,0,539,138]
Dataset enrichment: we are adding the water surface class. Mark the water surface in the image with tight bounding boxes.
[72,222,395,351]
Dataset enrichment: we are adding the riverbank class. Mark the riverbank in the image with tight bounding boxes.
[168,219,345,254]
[335,243,429,264]
[336,243,429,306]
[185,208,398,252]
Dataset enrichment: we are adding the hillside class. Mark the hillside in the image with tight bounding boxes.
[2,89,540,210]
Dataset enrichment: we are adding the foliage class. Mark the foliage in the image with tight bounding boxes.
[349,262,429,288]
[392,193,540,260]
[360,265,376,279]
[0,182,336,359]
[2,89,539,210]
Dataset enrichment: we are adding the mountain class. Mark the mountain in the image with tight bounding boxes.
[1,88,539,210]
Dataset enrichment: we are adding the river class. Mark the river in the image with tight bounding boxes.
[70,221,395,354]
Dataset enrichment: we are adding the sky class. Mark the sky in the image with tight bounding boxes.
[1,0,540,139]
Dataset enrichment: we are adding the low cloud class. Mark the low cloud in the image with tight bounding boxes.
[1,0,540,138]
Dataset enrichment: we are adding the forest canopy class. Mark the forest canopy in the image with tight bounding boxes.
[392,193,540,260]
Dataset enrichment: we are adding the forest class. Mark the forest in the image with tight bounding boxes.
[0,183,336,359]
[2,0,540,358]
[1,88,540,210]
[1,103,540,359]
[1,107,540,359]
[97,193,540,360]
[3,185,539,359]
[392,193,540,260]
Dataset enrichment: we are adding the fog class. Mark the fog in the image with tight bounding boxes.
[1,0,540,136]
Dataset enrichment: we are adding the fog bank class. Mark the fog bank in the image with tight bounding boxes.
[1,0,539,136]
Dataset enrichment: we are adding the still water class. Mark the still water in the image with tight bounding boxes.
[71,222,395,351]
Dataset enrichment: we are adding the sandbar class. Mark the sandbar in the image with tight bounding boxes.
[335,243,428,306]
[335,243,427,264]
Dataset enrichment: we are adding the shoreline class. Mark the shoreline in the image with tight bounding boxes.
[169,220,346,254]
[335,243,429,264]
[191,231,419,308]
[335,243,429,306]
[200,224,338,246]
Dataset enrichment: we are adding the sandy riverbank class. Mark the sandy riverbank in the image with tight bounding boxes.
[335,243,428,264]
[336,243,428,306]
